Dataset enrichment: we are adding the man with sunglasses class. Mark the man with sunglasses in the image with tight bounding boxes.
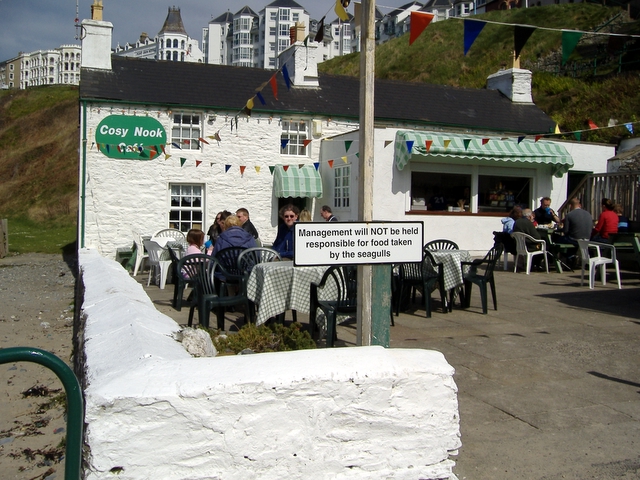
[272,204,299,260]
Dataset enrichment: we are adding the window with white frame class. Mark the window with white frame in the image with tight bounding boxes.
[279,8,290,21]
[293,13,299,21]
[169,184,203,232]
[278,39,290,52]
[172,114,201,150]
[279,24,290,37]
[281,120,308,156]
[334,165,351,208]
[270,27,277,36]
[270,11,277,20]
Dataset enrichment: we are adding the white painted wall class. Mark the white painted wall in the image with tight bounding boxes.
[79,248,461,479]
[317,129,615,256]
[80,106,355,257]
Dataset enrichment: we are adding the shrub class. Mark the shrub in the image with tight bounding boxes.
[211,322,316,355]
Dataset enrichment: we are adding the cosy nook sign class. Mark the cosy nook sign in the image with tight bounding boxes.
[95,115,166,160]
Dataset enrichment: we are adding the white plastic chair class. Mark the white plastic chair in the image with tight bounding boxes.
[511,232,548,274]
[153,228,186,242]
[132,231,149,276]
[143,240,172,289]
[577,240,621,289]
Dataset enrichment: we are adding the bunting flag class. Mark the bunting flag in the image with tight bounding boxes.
[281,139,289,150]
[198,137,210,145]
[148,148,158,160]
[298,164,304,168]
[243,106,252,117]
[282,64,291,90]
[588,119,598,130]
[514,25,535,60]
[117,145,122,153]
[425,140,433,152]
[270,75,278,100]
[105,144,110,153]
[464,20,486,56]
[283,165,290,171]
[384,140,392,148]
[165,154,171,160]
[255,166,261,173]
[443,139,451,149]
[345,140,353,152]
[328,160,334,168]
[315,17,325,43]
[256,92,266,105]
[240,166,246,175]
[180,157,187,167]
[160,144,166,154]
[225,164,231,172]
[195,160,202,167]
[562,30,583,65]
[246,97,255,111]
[555,124,561,134]
[214,132,222,142]
[313,162,320,170]
[463,139,471,150]
[210,162,214,167]
[172,142,181,149]
[535,135,543,142]
[406,140,414,152]
[626,123,634,134]
[355,152,359,158]
[303,139,312,147]
[482,138,490,145]
[139,149,148,158]
[574,131,582,141]
[269,166,275,175]
[342,156,348,163]
[517,136,525,144]
[335,0,349,21]
[409,12,434,45]
[91,142,95,150]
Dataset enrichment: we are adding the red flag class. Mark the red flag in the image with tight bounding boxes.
[240,166,246,175]
[195,160,202,167]
[303,139,312,147]
[328,160,334,168]
[270,75,278,100]
[588,119,598,130]
[535,135,543,142]
[409,12,434,45]
[425,140,433,152]
[283,165,289,172]
[482,138,490,145]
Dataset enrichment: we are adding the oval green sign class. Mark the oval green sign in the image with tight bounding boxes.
[95,115,167,160]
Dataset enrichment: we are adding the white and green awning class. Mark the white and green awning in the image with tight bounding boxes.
[273,164,323,198]
[394,130,573,178]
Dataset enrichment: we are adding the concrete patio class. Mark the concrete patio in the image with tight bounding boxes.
[138,259,640,479]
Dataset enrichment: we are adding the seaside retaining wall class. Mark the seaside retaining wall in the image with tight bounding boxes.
[78,248,461,479]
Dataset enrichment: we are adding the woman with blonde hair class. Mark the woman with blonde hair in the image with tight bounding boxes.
[299,209,312,222]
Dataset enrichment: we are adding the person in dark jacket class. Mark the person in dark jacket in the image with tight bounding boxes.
[213,215,256,255]
[513,208,543,251]
[273,204,299,259]
[236,207,260,241]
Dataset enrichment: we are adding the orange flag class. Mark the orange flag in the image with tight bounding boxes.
[328,160,334,168]
[270,75,278,100]
[409,12,434,45]
[588,119,598,130]
[240,166,246,175]
[425,140,433,152]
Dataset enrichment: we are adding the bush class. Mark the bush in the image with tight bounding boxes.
[211,322,316,355]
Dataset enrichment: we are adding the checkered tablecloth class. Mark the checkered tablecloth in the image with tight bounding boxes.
[247,261,327,325]
[429,250,471,291]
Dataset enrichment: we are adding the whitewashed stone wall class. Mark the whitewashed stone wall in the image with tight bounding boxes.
[81,105,355,257]
[79,248,461,479]
[318,130,615,256]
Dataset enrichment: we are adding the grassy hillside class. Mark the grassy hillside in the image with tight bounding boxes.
[0,86,78,253]
[320,3,640,143]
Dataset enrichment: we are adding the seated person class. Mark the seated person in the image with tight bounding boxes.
[213,215,257,255]
[185,229,205,256]
[614,203,629,233]
[533,197,560,227]
[501,206,521,234]
[513,208,543,251]
[557,197,593,248]
[591,198,618,243]
[236,207,260,241]
[272,204,299,260]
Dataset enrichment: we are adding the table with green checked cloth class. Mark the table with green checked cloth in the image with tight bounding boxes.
[247,261,328,325]
[430,250,471,291]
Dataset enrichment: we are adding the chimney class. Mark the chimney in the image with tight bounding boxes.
[139,32,149,43]
[278,22,319,89]
[81,2,113,71]
[486,68,533,104]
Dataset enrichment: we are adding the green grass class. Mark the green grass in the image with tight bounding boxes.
[4,216,76,255]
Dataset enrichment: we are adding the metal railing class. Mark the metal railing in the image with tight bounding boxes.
[0,347,83,480]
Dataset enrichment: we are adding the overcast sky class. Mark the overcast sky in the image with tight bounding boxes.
[0,0,412,61]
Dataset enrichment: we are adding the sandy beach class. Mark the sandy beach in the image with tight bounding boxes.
[0,253,76,479]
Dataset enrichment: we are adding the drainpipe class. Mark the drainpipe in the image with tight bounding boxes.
[80,100,87,249]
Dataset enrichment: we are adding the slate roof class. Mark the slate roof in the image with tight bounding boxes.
[159,7,186,35]
[80,56,555,135]
[210,11,234,24]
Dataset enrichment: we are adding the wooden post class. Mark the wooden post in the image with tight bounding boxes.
[0,219,7,258]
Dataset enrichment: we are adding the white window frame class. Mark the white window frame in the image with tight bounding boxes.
[169,184,204,232]
[281,120,309,156]
[278,39,290,52]
[279,8,290,21]
[171,113,201,150]
[334,165,351,208]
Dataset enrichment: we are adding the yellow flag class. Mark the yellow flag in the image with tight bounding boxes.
[335,0,349,21]
[554,124,561,134]
[444,140,451,149]
[255,166,261,174]
[341,156,348,163]
[246,97,254,110]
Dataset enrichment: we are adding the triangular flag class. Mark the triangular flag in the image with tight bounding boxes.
[464,20,486,56]
[328,160,334,168]
[384,140,392,148]
[256,92,266,105]
[210,162,214,167]
[282,64,291,90]
[246,97,255,110]
[281,139,289,150]
[314,17,325,43]
[243,106,252,117]
[482,138,490,145]
[270,75,278,100]
[625,123,634,134]
[160,144,166,154]
[535,135,543,142]
[588,119,598,130]
[555,124,561,134]
[303,139,312,147]
[269,166,275,175]
[214,132,221,142]
[355,152,359,158]
[409,12,434,45]
[198,137,210,145]
[91,142,95,150]
[117,145,122,153]
[574,131,582,141]
[517,136,525,144]
[341,156,348,163]
[406,140,414,152]
[195,160,202,167]
[345,140,353,152]
[139,149,149,158]
[240,166,246,175]
[138,145,143,152]
[313,162,320,170]
[255,166,261,174]
[298,164,304,169]
[562,30,583,65]
[425,140,433,152]
[164,154,171,160]
[180,157,187,167]
[514,25,535,60]
[172,142,181,149]
[148,149,157,160]
[335,0,349,21]
[443,139,451,149]
[463,139,471,150]
[225,164,231,172]
[283,165,290,172]
[105,144,110,153]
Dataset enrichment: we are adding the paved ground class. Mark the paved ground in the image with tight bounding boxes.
[140,258,640,480]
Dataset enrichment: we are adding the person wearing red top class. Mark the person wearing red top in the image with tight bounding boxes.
[591,198,618,243]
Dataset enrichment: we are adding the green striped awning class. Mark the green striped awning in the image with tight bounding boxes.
[273,164,323,198]
[394,130,573,178]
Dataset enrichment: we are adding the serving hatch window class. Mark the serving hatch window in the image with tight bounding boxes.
[477,175,530,213]
[411,172,471,211]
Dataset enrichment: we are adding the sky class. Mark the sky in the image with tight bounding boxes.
[0,0,413,61]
